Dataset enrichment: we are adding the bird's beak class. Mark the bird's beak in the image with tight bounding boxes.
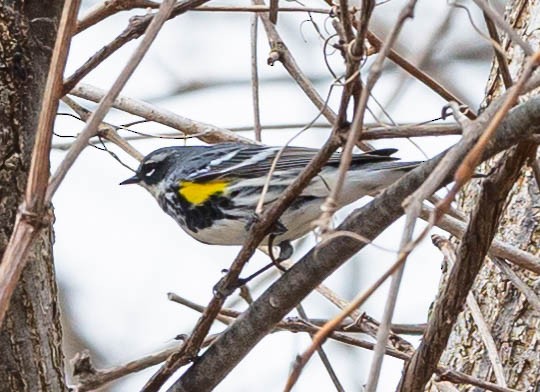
[119,175,140,185]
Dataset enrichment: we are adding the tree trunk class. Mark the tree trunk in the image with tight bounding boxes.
[437,1,540,390]
[0,1,67,391]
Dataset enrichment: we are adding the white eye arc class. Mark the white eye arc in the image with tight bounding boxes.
[145,168,156,177]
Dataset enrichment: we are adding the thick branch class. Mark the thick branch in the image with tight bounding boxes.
[167,94,540,392]
[398,143,534,391]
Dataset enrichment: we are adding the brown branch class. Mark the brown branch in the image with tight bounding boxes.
[72,336,218,392]
[269,0,278,23]
[438,52,540,218]
[0,0,81,328]
[366,31,476,119]
[295,304,346,392]
[472,0,534,56]
[483,11,513,88]
[420,205,540,275]
[166,94,540,392]
[76,0,160,34]
[193,6,330,14]
[250,7,262,142]
[398,142,534,391]
[381,7,455,113]
[69,83,256,144]
[63,0,212,94]
[254,0,338,125]
[432,236,508,387]
[492,258,540,314]
[48,0,176,200]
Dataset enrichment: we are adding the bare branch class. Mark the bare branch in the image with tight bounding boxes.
[167,95,540,392]
[471,0,534,56]
[432,236,507,387]
[69,83,255,144]
[76,0,160,34]
[63,0,212,94]
[48,0,176,200]
[0,0,81,328]
[398,143,534,391]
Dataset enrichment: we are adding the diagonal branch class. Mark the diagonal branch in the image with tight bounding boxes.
[70,83,256,144]
[63,0,211,94]
[164,87,540,392]
[397,142,534,391]
[0,0,81,328]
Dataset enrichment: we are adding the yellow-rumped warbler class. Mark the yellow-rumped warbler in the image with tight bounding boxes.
[120,143,418,253]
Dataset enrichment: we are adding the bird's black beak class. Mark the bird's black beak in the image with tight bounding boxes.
[119,175,140,185]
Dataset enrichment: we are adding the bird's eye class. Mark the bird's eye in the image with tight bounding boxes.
[145,168,156,177]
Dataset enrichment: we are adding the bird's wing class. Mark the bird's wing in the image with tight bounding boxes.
[187,144,400,181]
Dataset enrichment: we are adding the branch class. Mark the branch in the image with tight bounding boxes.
[432,236,507,387]
[69,83,255,144]
[48,0,175,200]
[76,0,160,34]
[254,0,338,125]
[0,0,81,328]
[420,205,540,275]
[398,142,534,391]
[165,83,540,392]
[63,0,212,94]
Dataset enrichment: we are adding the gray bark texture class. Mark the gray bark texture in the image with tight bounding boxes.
[436,1,540,390]
[0,1,67,391]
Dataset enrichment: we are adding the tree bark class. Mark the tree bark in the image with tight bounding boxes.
[0,1,67,391]
[436,1,540,390]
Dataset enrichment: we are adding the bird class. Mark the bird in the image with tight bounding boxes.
[120,143,419,258]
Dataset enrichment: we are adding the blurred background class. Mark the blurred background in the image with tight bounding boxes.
[52,0,500,390]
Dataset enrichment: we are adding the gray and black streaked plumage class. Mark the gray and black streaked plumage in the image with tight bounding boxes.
[120,143,419,246]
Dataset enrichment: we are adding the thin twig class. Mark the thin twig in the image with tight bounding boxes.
[419,205,540,275]
[398,143,534,391]
[48,0,176,201]
[61,96,143,161]
[366,31,475,119]
[254,0,338,125]
[72,336,218,392]
[471,0,534,56]
[295,304,345,392]
[284,234,421,392]
[250,7,262,142]
[69,83,255,144]
[76,0,160,33]
[51,121,463,151]
[63,0,212,94]
[381,7,455,113]
[269,0,278,23]
[483,11,513,88]
[167,95,540,392]
[492,258,540,314]
[0,0,81,328]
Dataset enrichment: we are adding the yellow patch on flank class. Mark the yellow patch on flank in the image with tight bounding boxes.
[179,180,229,205]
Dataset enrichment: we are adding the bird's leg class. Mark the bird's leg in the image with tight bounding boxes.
[217,218,293,292]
